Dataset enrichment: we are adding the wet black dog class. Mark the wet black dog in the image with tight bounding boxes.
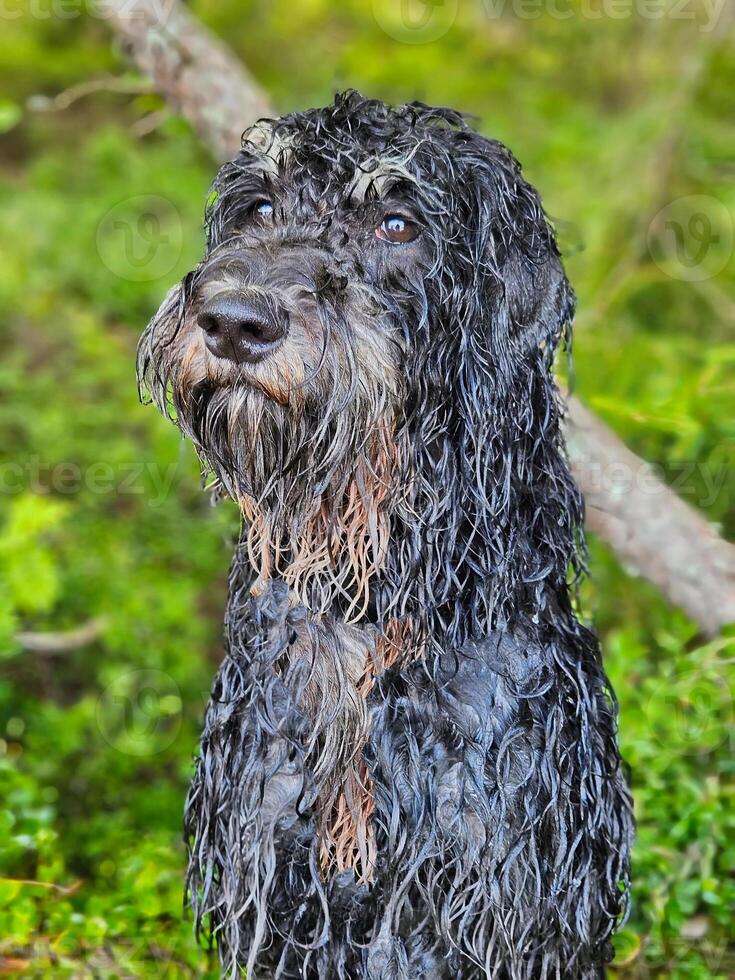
[138,91,633,979]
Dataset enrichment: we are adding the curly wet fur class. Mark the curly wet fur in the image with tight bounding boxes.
[138,91,633,978]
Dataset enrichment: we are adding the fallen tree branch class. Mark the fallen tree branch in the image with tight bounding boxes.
[107,0,270,163]
[566,399,735,635]
[17,617,107,655]
[27,73,151,113]
[105,0,735,636]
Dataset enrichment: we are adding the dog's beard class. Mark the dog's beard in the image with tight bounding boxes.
[183,373,402,621]
[141,271,407,618]
[181,372,408,886]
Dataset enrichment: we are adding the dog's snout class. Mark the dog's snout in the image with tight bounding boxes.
[197,290,287,364]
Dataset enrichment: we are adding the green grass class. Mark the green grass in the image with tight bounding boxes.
[0,3,733,976]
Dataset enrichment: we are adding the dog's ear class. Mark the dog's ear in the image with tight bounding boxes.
[136,278,188,418]
[391,138,581,643]
[472,140,576,373]
[496,245,575,362]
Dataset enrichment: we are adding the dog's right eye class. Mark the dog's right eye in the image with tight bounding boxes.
[376,214,420,245]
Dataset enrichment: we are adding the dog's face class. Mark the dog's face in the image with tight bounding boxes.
[140,93,572,616]
[189,134,432,408]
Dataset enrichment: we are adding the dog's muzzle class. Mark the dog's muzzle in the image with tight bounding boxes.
[197,289,289,364]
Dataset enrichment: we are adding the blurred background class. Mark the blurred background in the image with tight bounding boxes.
[0,1,733,976]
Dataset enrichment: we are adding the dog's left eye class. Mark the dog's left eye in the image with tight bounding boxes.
[376,214,420,245]
[254,200,274,219]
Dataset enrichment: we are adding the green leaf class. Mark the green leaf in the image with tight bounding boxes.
[0,100,21,134]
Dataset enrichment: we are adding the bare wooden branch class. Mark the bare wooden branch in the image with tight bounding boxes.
[104,0,735,636]
[566,398,735,635]
[27,73,151,113]
[106,0,271,163]
[17,617,107,655]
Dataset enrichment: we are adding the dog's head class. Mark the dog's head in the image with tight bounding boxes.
[140,92,576,624]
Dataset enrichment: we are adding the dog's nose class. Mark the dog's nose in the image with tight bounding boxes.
[197,290,287,363]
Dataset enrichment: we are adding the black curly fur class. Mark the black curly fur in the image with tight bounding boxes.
[138,91,633,979]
